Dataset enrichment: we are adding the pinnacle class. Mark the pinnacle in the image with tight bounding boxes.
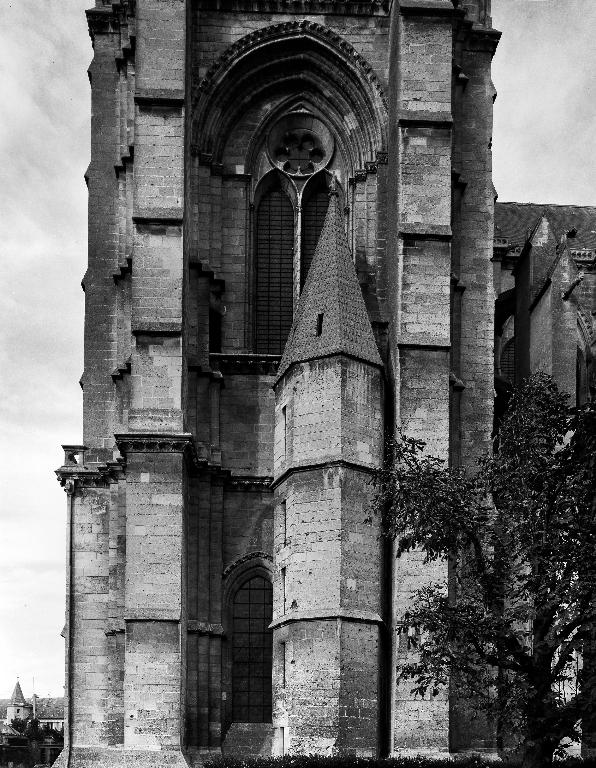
[277,185,382,380]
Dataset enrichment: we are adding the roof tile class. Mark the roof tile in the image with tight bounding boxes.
[277,186,382,379]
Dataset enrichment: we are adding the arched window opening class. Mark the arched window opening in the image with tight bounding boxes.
[255,183,294,354]
[301,173,330,289]
[500,337,515,384]
[232,575,273,723]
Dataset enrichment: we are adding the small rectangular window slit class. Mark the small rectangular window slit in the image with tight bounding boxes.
[316,313,324,336]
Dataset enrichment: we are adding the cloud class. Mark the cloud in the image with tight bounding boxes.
[0,0,90,697]
[492,0,596,205]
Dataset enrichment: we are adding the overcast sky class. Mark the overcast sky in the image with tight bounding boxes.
[0,0,595,700]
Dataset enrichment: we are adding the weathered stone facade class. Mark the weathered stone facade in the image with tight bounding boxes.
[53,0,528,763]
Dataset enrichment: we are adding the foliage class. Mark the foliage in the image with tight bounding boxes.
[372,374,596,767]
[10,718,28,735]
[204,755,596,768]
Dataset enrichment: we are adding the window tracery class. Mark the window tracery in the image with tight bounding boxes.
[254,111,344,353]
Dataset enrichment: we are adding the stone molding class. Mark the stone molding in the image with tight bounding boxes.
[225,475,274,491]
[56,446,125,493]
[195,20,388,111]
[398,110,453,128]
[222,551,273,581]
[399,223,453,241]
[272,458,378,490]
[187,621,225,636]
[209,353,280,376]
[399,0,455,17]
[270,608,383,629]
[115,432,195,456]
[132,208,184,225]
[197,0,388,15]
[135,89,185,109]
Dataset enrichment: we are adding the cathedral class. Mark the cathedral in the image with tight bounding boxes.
[55,0,595,765]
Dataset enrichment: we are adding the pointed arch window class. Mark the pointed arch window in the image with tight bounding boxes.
[231,575,273,723]
[301,173,330,288]
[253,167,344,354]
[255,180,294,355]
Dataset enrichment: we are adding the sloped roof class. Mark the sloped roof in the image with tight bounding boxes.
[277,186,382,380]
[10,681,27,706]
[0,723,22,737]
[33,697,64,720]
[495,202,596,251]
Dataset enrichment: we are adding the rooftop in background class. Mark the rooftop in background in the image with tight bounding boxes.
[495,202,596,253]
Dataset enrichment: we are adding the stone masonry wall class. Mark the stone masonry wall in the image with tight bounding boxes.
[123,450,187,750]
[272,350,383,755]
[69,486,111,746]
[386,5,455,752]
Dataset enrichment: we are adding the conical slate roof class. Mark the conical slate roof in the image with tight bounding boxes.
[10,681,26,705]
[277,185,382,380]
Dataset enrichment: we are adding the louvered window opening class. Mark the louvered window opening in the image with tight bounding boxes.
[255,190,294,355]
[500,337,515,384]
[232,576,273,723]
[301,189,329,288]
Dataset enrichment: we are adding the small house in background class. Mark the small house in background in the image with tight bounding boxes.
[0,722,27,747]
[3,681,32,725]
[32,698,64,734]
[2,682,64,733]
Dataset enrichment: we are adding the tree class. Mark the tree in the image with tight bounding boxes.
[374,374,596,768]
[10,717,28,735]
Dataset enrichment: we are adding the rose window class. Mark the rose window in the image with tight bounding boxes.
[267,112,333,177]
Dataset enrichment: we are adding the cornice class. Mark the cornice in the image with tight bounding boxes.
[187,621,225,636]
[272,458,377,490]
[197,0,388,15]
[115,432,193,454]
[132,208,184,225]
[86,1,136,42]
[465,24,501,54]
[134,89,185,109]
[399,0,455,17]
[270,608,383,630]
[55,446,124,493]
[400,223,452,241]
[398,110,453,128]
[225,475,274,491]
[86,8,120,39]
[209,353,280,376]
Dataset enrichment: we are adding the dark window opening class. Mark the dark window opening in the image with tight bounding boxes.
[301,175,330,289]
[232,575,273,723]
[255,186,294,355]
[500,337,515,384]
[316,313,324,336]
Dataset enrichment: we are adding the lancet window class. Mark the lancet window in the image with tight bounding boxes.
[253,111,342,354]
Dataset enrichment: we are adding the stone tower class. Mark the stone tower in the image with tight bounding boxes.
[56,0,500,765]
[272,186,384,755]
[5,681,32,725]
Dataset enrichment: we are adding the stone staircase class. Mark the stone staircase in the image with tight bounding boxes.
[222,722,275,758]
